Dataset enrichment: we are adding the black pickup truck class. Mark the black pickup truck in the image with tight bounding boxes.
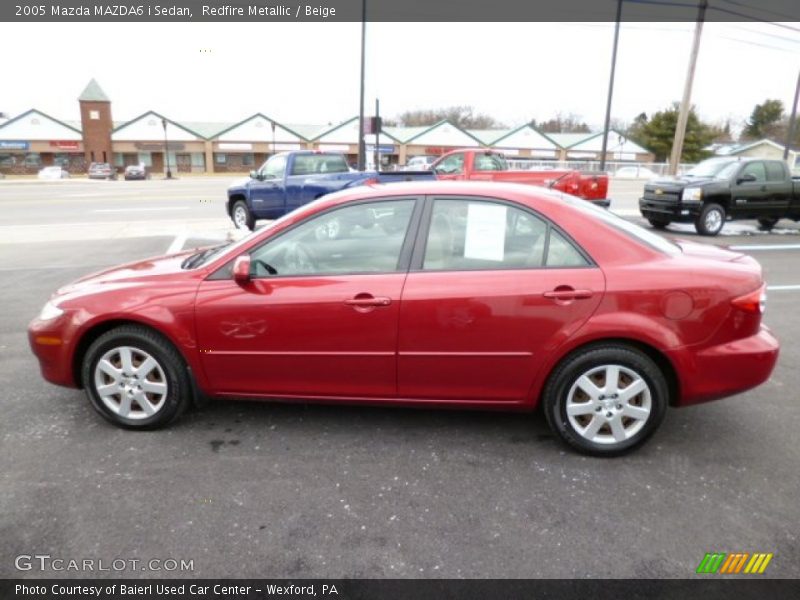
[639,157,800,235]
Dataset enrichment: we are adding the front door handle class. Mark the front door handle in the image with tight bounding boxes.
[543,288,594,301]
[344,294,392,308]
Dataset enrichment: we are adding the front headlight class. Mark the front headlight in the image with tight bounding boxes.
[682,187,703,202]
[38,301,64,321]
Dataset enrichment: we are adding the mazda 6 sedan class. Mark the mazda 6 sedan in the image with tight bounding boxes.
[29,182,779,456]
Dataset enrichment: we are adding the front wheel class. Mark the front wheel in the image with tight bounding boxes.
[542,345,668,456]
[81,325,192,429]
[695,203,726,236]
[231,200,255,230]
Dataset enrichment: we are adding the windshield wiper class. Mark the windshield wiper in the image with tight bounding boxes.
[181,243,230,269]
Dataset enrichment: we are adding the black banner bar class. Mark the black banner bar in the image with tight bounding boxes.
[3,579,800,600]
[2,0,800,22]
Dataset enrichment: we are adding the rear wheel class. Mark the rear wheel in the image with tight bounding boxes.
[695,203,725,236]
[232,200,254,230]
[81,325,192,429]
[543,345,668,456]
[647,218,670,230]
[757,217,779,231]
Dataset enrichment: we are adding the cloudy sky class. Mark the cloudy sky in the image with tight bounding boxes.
[1,21,798,132]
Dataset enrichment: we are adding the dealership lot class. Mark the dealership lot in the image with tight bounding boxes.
[1,178,799,578]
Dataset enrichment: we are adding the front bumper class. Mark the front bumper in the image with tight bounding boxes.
[639,197,700,223]
[28,315,80,388]
[668,326,779,406]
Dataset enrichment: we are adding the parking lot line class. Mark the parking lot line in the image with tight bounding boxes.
[766,284,800,291]
[92,207,191,213]
[167,232,188,254]
[729,244,800,251]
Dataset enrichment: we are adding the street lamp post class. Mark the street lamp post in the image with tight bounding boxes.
[161,118,172,179]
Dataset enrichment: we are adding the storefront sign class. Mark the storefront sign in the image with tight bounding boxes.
[134,142,186,151]
[219,143,252,150]
[366,144,396,154]
[318,144,351,152]
[49,141,80,149]
[0,140,29,150]
[273,143,303,151]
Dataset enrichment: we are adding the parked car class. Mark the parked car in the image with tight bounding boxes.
[639,157,800,235]
[226,151,433,230]
[37,166,70,180]
[614,166,658,180]
[124,163,149,180]
[430,149,611,207]
[404,155,437,171]
[29,181,778,456]
[88,162,118,180]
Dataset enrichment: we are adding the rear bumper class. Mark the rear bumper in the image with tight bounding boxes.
[669,326,779,406]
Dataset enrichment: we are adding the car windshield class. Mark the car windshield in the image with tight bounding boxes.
[560,194,681,256]
[685,158,737,178]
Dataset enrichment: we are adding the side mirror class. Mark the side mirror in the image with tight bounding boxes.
[737,173,757,184]
[233,255,251,284]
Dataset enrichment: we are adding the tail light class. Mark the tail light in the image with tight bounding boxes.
[731,284,766,314]
[363,177,379,185]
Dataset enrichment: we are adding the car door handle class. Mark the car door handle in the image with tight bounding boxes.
[543,288,594,300]
[344,296,392,307]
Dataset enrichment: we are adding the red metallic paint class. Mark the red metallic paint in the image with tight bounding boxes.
[29,181,778,412]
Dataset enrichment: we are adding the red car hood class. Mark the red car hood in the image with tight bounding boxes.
[56,251,196,296]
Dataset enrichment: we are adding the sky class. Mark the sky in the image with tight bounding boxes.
[0,21,798,133]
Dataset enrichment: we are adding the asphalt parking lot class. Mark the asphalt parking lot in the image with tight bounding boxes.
[1,177,799,579]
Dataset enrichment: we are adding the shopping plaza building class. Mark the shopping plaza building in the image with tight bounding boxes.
[0,80,654,175]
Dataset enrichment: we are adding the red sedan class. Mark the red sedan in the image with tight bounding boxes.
[29,182,778,455]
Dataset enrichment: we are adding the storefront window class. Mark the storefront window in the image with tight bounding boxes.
[23,153,42,167]
[191,153,205,168]
[215,153,227,165]
[138,152,153,167]
[0,154,17,166]
[113,153,125,167]
[242,153,254,166]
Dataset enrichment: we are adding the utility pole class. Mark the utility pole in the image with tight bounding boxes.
[784,70,800,161]
[599,0,622,172]
[357,0,367,171]
[669,0,708,175]
[374,98,380,171]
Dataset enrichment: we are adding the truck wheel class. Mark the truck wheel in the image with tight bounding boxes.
[647,218,670,230]
[757,217,779,231]
[695,203,725,236]
[232,200,254,231]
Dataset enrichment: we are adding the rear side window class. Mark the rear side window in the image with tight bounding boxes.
[290,154,348,176]
[473,154,507,172]
[765,162,786,182]
[422,198,589,271]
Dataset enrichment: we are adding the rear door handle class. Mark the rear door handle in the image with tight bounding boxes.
[543,288,594,300]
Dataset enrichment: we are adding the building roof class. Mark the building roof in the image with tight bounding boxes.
[78,79,110,102]
[0,108,83,140]
[709,138,799,156]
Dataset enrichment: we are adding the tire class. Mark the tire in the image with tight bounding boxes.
[695,203,725,236]
[647,218,670,230]
[542,344,669,456]
[81,325,192,429]
[757,217,779,231]
[231,200,255,231]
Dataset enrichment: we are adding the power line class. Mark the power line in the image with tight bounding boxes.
[714,0,800,23]
[623,0,800,33]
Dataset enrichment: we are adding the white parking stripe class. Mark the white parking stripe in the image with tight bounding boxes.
[729,244,800,251]
[767,285,800,291]
[167,232,188,254]
[92,207,191,213]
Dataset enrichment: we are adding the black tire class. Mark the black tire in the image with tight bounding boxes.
[695,203,725,236]
[647,218,670,230]
[757,217,779,231]
[231,200,255,231]
[542,344,669,457]
[81,325,192,429]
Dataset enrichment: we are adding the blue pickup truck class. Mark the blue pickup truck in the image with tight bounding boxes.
[226,151,432,230]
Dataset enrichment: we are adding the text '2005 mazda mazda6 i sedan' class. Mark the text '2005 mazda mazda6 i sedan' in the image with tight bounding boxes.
[29,181,779,455]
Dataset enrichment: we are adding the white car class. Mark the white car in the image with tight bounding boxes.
[37,166,70,180]
[404,155,437,171]
[614,166,659,180]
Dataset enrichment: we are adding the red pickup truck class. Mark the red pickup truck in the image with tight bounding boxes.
[430,149,610,207]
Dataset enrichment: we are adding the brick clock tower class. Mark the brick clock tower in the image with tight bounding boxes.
[78,79,113,165]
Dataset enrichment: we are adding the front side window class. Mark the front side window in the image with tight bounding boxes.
[434,153,465,175]
[740,161,766,182]
[422,198,589,271]
[249,199,416,277]
[261,154,287,179]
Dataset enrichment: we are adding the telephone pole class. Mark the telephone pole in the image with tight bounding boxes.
[599,0,622,172]
[357,0,367,171]
[669,0,708,175]
[784,70,800,161]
